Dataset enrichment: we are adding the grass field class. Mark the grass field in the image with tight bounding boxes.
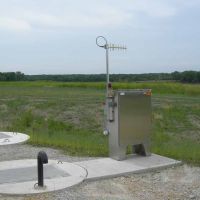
[0,81,199,164]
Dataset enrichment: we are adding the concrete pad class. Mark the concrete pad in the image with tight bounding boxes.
[0,133,12,139]
[0,159,87,194]
[0,165,70,184]
[0,132,29,145]
[75,154,181,181]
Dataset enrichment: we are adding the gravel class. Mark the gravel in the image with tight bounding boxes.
[0,144,94,162]
[0,144,200,200]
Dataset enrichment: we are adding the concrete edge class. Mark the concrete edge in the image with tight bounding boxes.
[83,160,182,182]
[0,159,87,195]
[0,178,86,196]
[0,132,30,146]
[0,175,87,196]
[5,136,30,146]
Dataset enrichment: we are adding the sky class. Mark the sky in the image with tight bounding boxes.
[0,0,199,75]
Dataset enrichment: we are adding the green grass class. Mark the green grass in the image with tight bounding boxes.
[0,81,199,96]
[9,111,107,156]
[151,97,200,164]
[0,81,199,164]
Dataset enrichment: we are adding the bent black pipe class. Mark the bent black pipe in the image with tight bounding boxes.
[37,151,48,187]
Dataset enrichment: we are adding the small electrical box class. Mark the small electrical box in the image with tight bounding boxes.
[107,89,152,160]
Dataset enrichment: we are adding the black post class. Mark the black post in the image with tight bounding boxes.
[37,151,48,187]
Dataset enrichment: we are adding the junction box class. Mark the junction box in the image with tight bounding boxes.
[107,89,152,160]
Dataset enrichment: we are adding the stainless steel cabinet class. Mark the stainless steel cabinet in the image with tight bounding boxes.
[108,89,152,160]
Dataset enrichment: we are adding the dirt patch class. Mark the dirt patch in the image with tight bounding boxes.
[0,104,8,113]
[188,115,200,129]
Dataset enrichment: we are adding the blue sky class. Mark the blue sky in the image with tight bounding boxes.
[0,0,199,74]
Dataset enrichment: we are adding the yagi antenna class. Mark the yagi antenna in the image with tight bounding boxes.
[96,36,127,52]
[108,44,127,51]
[96,35,127,97]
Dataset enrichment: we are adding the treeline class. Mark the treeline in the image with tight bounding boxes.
[0,72,25,81]
[26,73,174,82]
[0,71,199,83]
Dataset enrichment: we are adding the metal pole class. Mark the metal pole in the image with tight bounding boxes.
[105,45,109,130]
[96,36,109,132]
[96,36,126,97]
[96,36,127,135]
[106,44,109,97]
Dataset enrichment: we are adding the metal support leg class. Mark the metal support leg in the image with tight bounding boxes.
[133,141,151,156]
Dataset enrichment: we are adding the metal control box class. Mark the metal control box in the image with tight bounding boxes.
[107,89,152,160]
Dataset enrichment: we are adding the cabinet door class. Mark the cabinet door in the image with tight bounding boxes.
[118,91,151,146]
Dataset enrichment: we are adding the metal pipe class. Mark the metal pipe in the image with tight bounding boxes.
[96,36,127,135]
[106,45,109,97]
[37,151,48,187]
[96,36,109,97]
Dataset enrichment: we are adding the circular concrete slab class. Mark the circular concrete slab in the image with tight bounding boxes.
[0,132,29,145]
[0,159,87,194]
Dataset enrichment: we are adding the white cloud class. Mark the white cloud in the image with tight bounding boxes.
[128,0,177,17]
[0,0,133,31]
[23,9,131,29]
[0,0,199,32]
[0,0,178,32]
[0,0,199,74]
[0,17,31,32]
